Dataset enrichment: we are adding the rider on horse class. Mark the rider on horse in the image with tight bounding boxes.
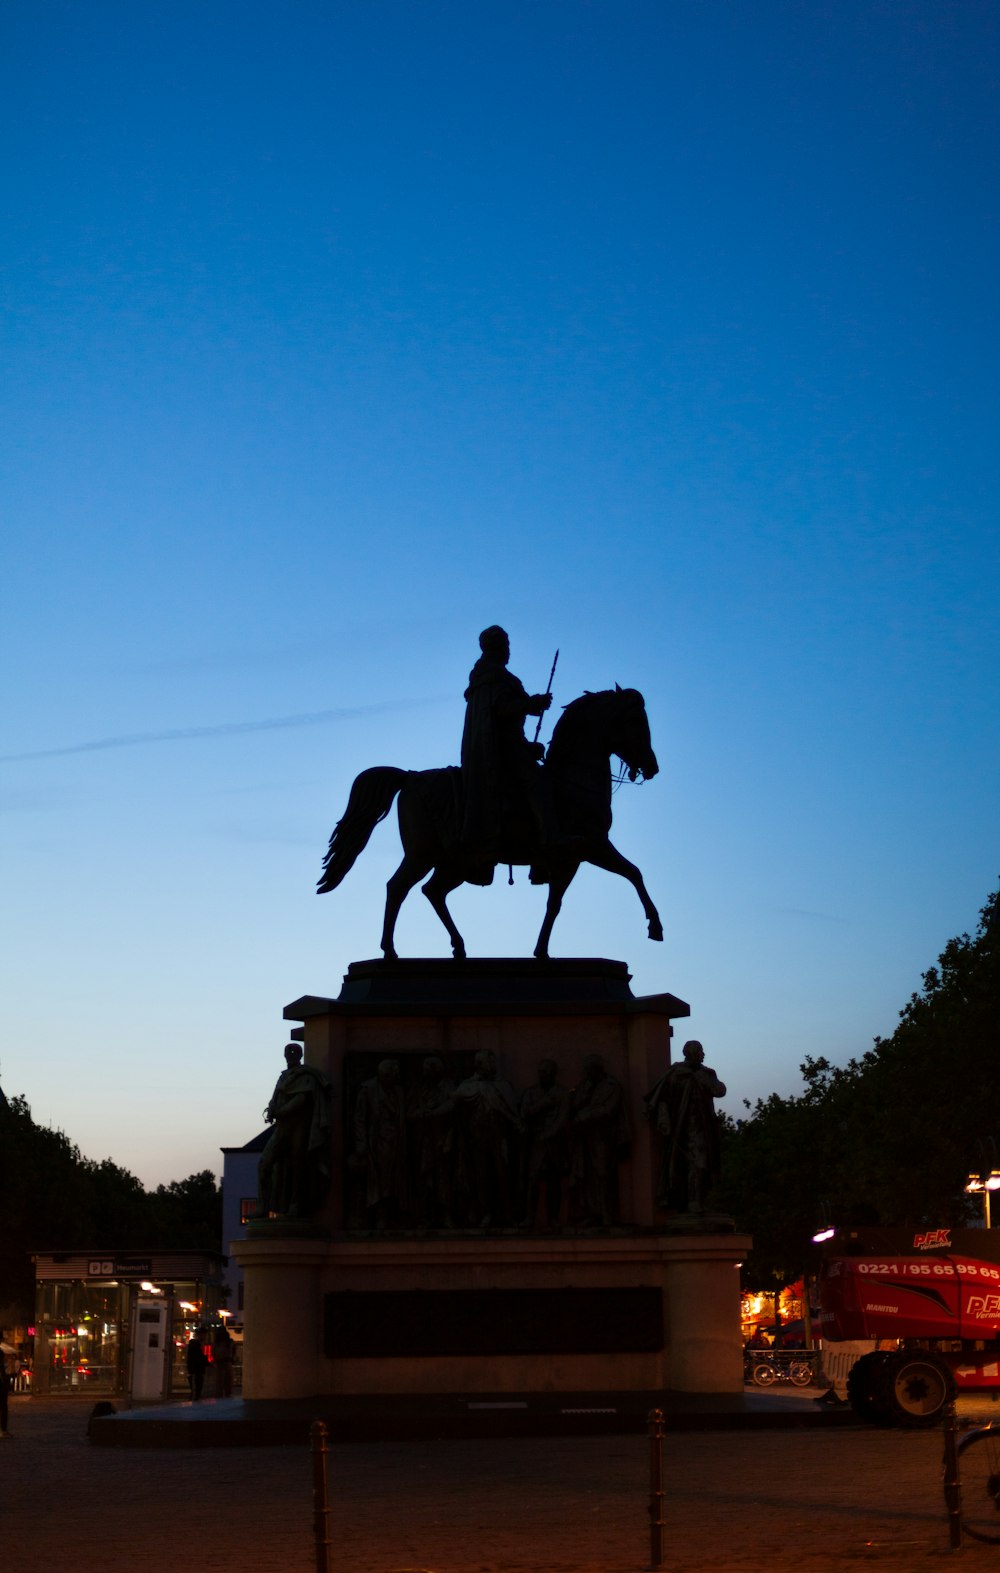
[460,625,566,881]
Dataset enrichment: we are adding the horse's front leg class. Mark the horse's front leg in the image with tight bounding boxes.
[586,840,663,942]
[421,867,467,960]
[382,855,430,960]
[533,866,575,959]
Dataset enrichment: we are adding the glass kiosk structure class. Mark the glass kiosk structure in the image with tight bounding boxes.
[32,1249,229,1400]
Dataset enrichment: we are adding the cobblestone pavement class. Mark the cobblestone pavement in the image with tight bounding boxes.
[5,1394,1000,1571]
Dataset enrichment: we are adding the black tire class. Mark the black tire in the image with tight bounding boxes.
[788,1359,814,1387]
[846,1351,893,1424]
[957,1425,1000,1543]
[752,1361,776,1387]
[877,1351,954,1428]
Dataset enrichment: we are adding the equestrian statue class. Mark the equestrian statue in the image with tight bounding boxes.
[317,626,663,960]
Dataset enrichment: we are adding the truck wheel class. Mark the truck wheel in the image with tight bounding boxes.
[846,1351,892,1424]
[878,1351,954,1428]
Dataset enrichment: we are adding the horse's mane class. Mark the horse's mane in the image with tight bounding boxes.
[553,686,644,721]
[547,687,645,760]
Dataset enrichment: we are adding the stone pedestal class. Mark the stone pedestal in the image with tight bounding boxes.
[238,1237,329,1400]
[233,958,749,1405]
[234,1229,748,1399]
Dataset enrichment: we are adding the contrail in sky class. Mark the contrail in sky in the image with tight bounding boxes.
[0,698,447,763]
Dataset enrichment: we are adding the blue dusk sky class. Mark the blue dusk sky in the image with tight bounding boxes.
[3,2,997,1188]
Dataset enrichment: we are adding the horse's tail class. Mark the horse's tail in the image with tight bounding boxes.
[317,767,409,894]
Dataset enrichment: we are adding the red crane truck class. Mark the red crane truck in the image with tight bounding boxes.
[816,1225,1000,1426]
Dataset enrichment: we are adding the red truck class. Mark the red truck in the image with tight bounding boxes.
[816,1225,1000,1426]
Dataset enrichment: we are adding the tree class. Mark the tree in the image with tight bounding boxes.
[0,1092,222,1321]
[719,883,1000,1287]
[0,1094,92,1314]
[147,1170,222,1251]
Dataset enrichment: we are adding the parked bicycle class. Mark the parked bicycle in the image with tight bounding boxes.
[951,1421,1000,1543]
[744,1349,818,1388]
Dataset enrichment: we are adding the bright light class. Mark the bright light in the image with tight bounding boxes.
[986,1172,1000,1192]
[812,1227,836,1243]
[966,1174,986,1193]
[218,1309,232,1319]
[76,1327,89,1337]
[178,1301,198,1312]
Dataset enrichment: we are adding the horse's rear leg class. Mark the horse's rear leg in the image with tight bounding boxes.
[421,869,467,960]
[587,840,663,942]
[382,855,430,960]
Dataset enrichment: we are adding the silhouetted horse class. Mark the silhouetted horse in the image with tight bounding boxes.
[318,686,663,960]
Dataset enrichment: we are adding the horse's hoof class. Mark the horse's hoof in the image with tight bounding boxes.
[382,945,398,961]
[648,920,663,942]
[452,945,467,962]
[533,945,549,960]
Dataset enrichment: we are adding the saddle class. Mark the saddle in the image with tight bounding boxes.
[407,768,543,885]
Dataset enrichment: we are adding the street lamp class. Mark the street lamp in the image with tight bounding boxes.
[965,1170,1000,1228]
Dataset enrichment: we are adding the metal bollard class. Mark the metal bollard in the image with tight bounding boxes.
[647,1406,666,1570]
[942,1398,962,1551]
[311,1418,333,1573]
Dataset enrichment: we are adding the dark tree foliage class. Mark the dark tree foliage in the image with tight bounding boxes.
[718,884,1000,1289]
[147,1170,223,1252]
[0,1092,222,1319]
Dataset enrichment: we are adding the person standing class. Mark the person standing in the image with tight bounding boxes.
[0,1337,15,1437]
[185,1332,208,1401]
[211,1325,235,1398]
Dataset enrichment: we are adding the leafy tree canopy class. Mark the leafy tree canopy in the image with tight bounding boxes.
[0,1093,222,1319]
[718,884,999,1289]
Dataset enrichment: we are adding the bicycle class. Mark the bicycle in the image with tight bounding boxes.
[745,1351,817,1388]
[953,1421,1000,1543]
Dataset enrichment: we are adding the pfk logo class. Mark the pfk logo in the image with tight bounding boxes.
[967,1294,1000,1319]
[914,1229,951,1250]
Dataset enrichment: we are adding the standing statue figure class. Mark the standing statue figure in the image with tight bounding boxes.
[258,1043,333,1220]
[569,1054,630,1227]
[520,1058,571,1228]
[407,1055,457,1229]
[453,1048,523,1227]
[460,624,557,879]
[644,1040,727,1214]
[352,1058,409,1230]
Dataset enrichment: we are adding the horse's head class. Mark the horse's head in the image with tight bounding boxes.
[547,686,659,786]
[612,686,658,783]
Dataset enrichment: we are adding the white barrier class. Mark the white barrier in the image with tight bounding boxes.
[820,1340,877,1395]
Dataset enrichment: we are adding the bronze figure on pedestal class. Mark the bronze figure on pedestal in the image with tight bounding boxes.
[318,626,663,961]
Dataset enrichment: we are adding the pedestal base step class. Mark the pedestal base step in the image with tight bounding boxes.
[88,1388,853,1447]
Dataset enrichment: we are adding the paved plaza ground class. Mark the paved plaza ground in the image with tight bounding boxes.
[5,1391,1000,1571]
